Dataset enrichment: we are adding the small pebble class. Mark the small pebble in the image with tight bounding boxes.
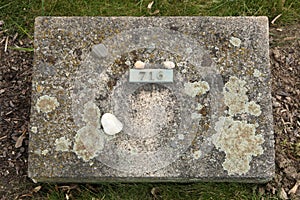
[134,61,145,69]
[125,60,131,66]
[229,37,241,47]
[163,61,175,69]
[101,113,123,135]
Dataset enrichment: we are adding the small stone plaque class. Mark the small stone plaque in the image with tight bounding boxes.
[29,17,274,183]
[129,69,173,83]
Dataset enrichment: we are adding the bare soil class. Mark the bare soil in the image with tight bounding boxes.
[0,24,299,199]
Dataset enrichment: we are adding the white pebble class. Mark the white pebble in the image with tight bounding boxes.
[163,61,175,69]
[125,60,131,66]
[134,61,145,69]
[101,113,123,135]
[229,37,241,47]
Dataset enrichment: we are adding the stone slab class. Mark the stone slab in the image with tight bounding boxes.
[28,17,274,183]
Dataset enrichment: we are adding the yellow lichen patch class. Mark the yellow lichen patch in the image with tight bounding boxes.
[253,69,262,77]
[247,101,262,116]
[184,81,210,97]
[73,125,105,162]
[31,126,38,134]
[223,76,248,115]
[224,76,261,116]
[36,95,59,113]
[55,136,72,152]
[36,84,44,93]
[212,117,264,175]
[72,101,104,161]
[192,150,202,159]
[41,149,49,155]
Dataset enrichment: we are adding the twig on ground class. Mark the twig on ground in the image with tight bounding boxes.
[0,38,5,44]
[4,36,8,52]
[0,135,8,141]
[12,32,18,41]
[271,14,282,24]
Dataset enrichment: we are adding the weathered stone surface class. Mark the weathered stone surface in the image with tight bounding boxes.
[28,16,274,183]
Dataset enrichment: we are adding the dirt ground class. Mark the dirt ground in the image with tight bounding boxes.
[0,23,299,199]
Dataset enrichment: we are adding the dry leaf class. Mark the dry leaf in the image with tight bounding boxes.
[151,187,161,199]
[33,186,42,193]
[279,187,288,200]
[271,14,282,24]
[147,1,154,9]
[288,180,300,195]
[150,9,160,15]
[258,186,265,195]
[19,193,33,198]
[283,36,297,41]
[15,133,25,148]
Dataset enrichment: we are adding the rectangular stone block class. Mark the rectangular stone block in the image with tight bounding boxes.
[29,17,274,183]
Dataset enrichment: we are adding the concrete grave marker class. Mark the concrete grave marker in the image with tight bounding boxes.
[29,17,274,183]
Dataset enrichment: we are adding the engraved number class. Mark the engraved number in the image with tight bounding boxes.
[139,71,164,81]
[157,71,164,80]
[149,72,154,80]
[139,72,146,80]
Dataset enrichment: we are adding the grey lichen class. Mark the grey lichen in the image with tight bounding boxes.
[212,116,264,175]
[36,95,59,113]
[253,69,262,77]
[192,150,202,159]
[55,136,72,152]
[215,76,264,175]
[82,101,101,128]
[224,76,261,116]
[223,77,248,115]
[196,104,203,111]
[191,112,202,120]
[73,125,105,162]
[73,101,105,161]
[247,101,262,116]
[184,81,210,97]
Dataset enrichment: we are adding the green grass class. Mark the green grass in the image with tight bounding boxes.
[1,0,300,37]
[39,182,278,200]
[0,0,298,199]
